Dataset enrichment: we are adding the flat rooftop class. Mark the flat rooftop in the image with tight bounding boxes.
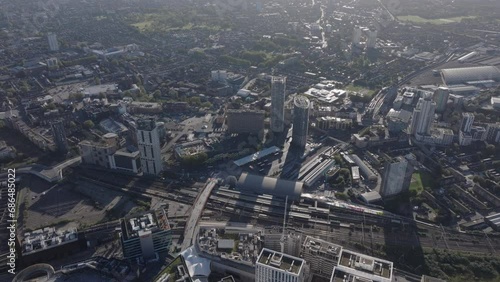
[303,236,342,261]
[337,250,393,281]
[121,209,170,240]
[197,227,262,266]
[22,226,78,254]
[331,268,373,282]
[257,248,304,275]
[233,146,281,167]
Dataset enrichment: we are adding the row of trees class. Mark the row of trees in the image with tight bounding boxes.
[425,249,500,281]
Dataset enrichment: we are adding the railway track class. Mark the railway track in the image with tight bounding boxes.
[74,169,500,255]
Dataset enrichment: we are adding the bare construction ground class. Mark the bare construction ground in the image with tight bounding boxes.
[22,176,143,231]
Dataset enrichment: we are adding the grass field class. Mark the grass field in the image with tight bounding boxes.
[345,84,376,97]
[398,15,476,25]
[410,171,433,195]
[131,20,155,31]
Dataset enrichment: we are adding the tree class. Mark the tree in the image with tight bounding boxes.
[46,103,56,110]
[168,89,178,100]
[485,144,496,156]
[336,192,349,200]
[83,120,95,129]
[201,101,212,108]
[181,152,208,167]
[189,97,201,106]
[153,90,162,100]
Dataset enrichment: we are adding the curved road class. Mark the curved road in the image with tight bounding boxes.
[181,178,218,251]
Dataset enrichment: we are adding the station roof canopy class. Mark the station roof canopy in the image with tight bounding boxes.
[237,172,303,199]
[441,66,500,85]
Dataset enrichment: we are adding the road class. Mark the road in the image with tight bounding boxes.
[0,156,81,182]
[162,126,190,155]
[161,116,212,155]
[180,178,218,251]
[316,6,327,49]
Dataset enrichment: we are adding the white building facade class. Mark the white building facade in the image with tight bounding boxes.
[256,248,306,282]
[136,118,163,175]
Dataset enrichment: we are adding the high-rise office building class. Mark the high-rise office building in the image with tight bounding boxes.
[352,26,362,47]
[51,120,69,154]
[271,76,286,133]
[47,32,59,51]
[486,123,500,143]
[433,87,449,113]
[366,28,378,49]
[120,209,171,260]
[460,112,475,133]
[292,96,310,148]
[136,118,163,175]
[301,236,342,279]
[256,248,306,282]
[459,113,475,146]
[409,94,436,136]
[380,156,414,198]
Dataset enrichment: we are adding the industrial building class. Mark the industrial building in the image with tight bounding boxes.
[226,109,265,134]
[271,76,286,133]
[237,172,303,200]
[330,249,393,282]
[301,236,342,279]
[441,66,500,86]
[256,248,306,282]
[136,118,163,175]
[120,209,171,260]
[292,96,310,148]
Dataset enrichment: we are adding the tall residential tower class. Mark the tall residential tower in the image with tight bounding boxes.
[434,87,449,113]
[292,96,310,148]
[271,76,286,133]
[137,118,163,175]
[409,93,436,137]
[380,155,414,198]
[47,32,59,51]
[51,120,69,155]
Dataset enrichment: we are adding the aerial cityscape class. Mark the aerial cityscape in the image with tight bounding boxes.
[0,0,500,281]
